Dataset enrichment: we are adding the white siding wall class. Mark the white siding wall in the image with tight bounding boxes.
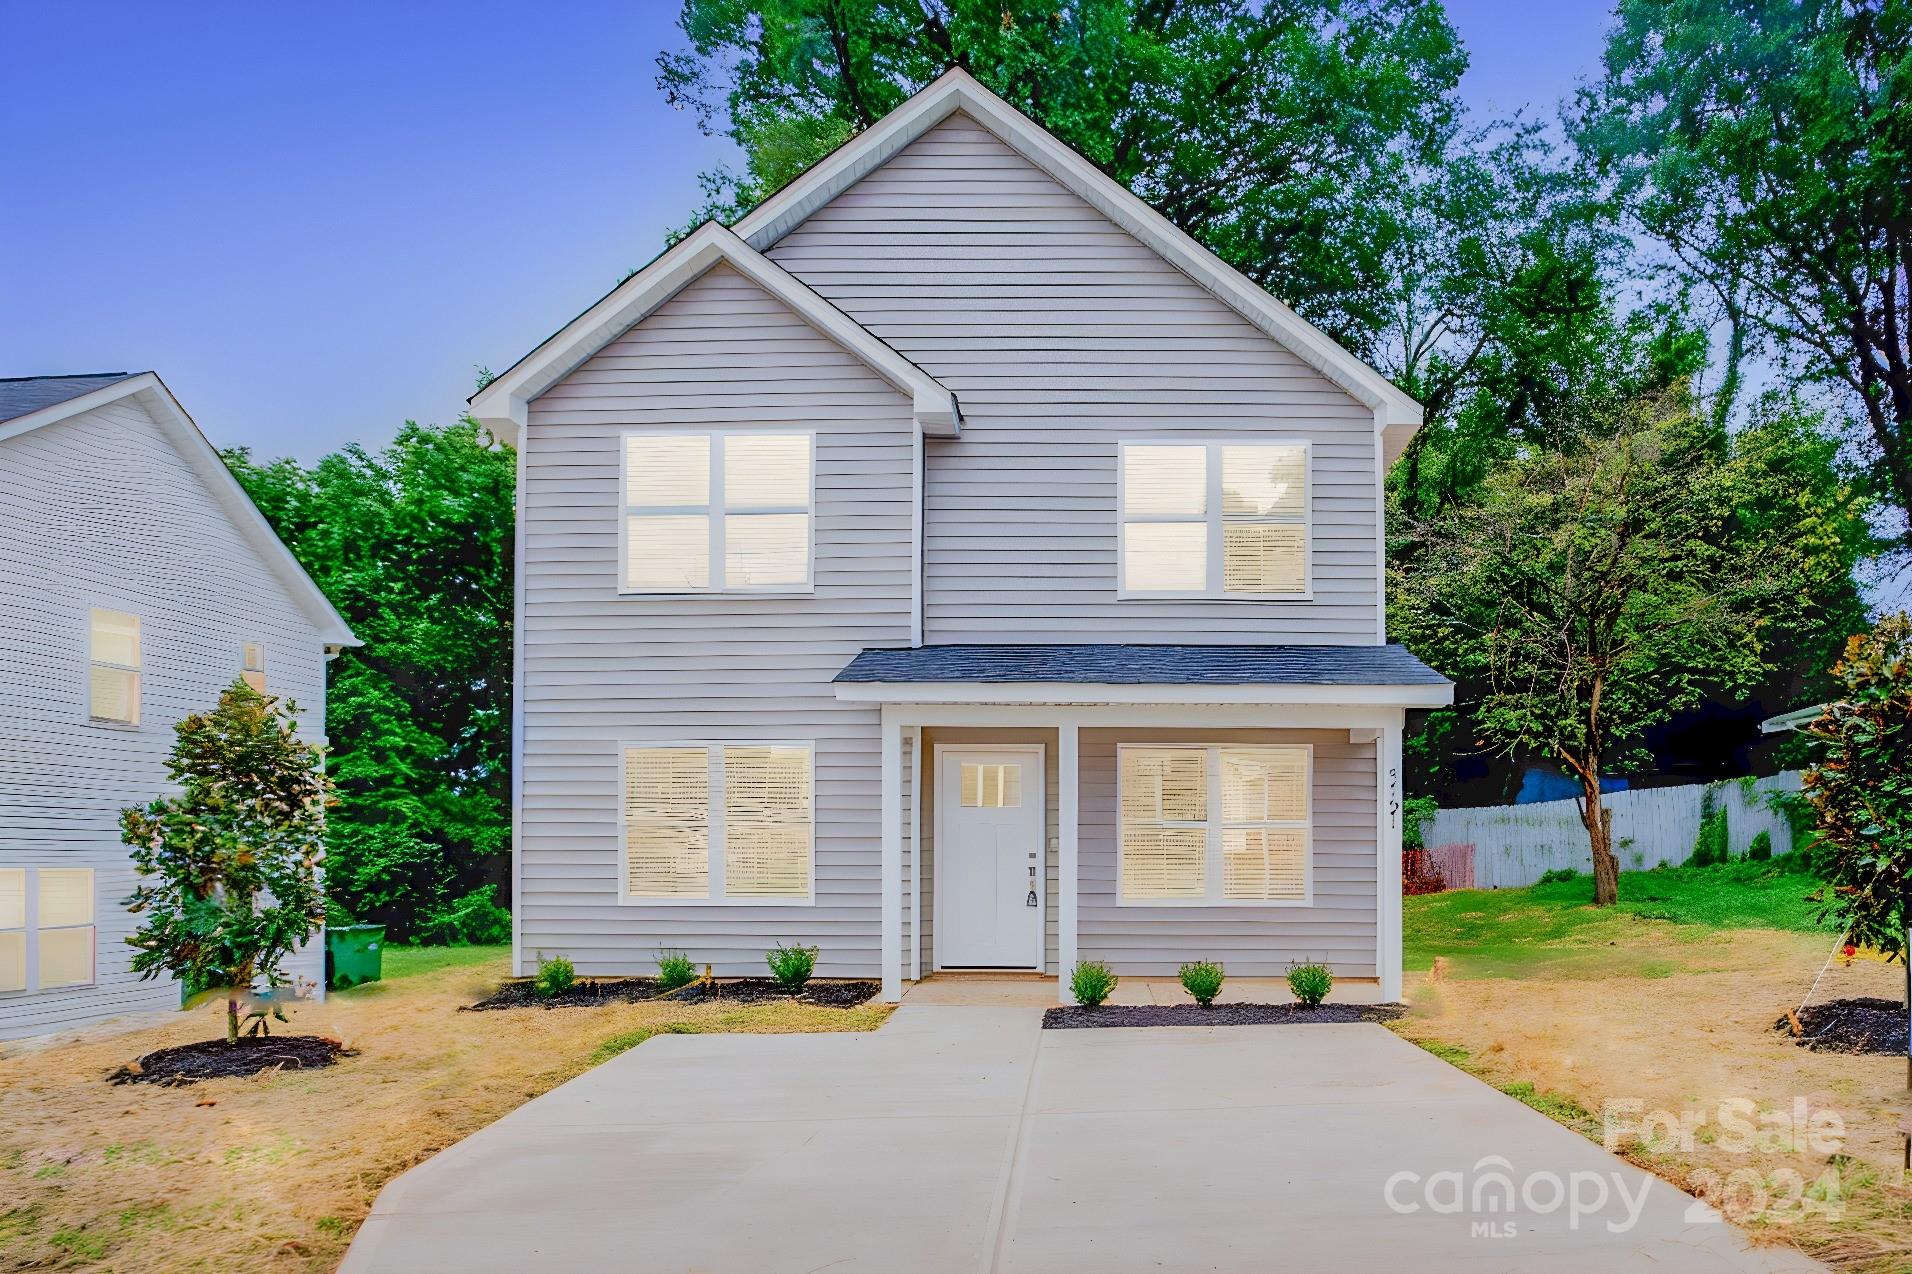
[1078,729,1378,978]
[0,394,328,1039]
[767,114,1382,644]
[518,265,915,978]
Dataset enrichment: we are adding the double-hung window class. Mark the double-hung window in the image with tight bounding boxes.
[88,609,141,725]
[1118,745,1311,904]
[622,743,814,903]
[241,642,267,693]
[0,867,96,993]
[1119,441,1309,597]
[621,432,813,593]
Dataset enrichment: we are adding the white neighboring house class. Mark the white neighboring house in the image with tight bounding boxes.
[474,69,1453,1005]
[0,372,357,1040]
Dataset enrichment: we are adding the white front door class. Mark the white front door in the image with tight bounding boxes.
[937,749,1044,969]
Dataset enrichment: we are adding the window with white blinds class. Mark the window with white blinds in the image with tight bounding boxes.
[621,433,813,593]
[1118,442,1309,597]
[241,641,267,693]
[0,867,96,992]
[1118,745,1311,904]
[622,744,814,903]
[88,609,141,724]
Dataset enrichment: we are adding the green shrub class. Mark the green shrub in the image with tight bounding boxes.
[1287,962,1332,1007]
[655,949,697,991]
[1689,787,1730,866]
[1747,830,1774,862]
[1070,960,1118,1007]
[532,953,576,999]
[1536,867,1582,884]
[416,884,513,945]
[765,942,819,991]
[1178,960,1225,1007]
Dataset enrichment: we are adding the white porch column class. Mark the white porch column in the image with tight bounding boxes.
[1058,720,1079,1003]
[880,710,903,1003]
[1377,719,1405,1002]
[908,725,922,983]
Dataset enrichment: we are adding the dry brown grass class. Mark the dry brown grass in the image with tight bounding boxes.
[0,952,890,1272]
[1393,924,1912,1272]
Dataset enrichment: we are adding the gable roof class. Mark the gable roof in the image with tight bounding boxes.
[469,222,961,447]
[732,67,1424,463]
[0,373,139,423]
[0,372,358,647]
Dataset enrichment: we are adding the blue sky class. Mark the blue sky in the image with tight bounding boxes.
[1,1,1615,461]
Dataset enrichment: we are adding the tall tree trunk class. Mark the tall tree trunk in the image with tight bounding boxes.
[1579,773,1618,906]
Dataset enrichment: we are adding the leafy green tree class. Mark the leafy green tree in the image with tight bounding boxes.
[1577,0,1912,544]
[225,419,515,939]
[659,0,1466,354]
[122,683,329,1044]
[1804,614,1912,949]
[1395,390,1788,903]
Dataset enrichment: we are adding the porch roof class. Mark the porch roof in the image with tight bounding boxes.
[834,644,1451,707]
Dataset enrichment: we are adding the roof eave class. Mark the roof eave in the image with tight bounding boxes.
[833,681,1454,708]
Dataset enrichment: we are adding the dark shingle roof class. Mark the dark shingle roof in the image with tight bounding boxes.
[834,644,1450,686]
[0,373,140,424]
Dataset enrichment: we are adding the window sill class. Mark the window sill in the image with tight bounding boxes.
[1114,896,1315,909]
[1115,591,1315,604]
[617,895,816,908]
[615,587,817,600]
[83,718,140,731]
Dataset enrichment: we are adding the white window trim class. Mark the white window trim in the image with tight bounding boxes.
[1115,438,1314,601]
[1115,742,1314,907]
[617,429,817,597]
[617,740,817,907]
[86,607,141,728]
[0,866,98,994]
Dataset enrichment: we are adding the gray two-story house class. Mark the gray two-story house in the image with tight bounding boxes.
[472,69,1451,1004]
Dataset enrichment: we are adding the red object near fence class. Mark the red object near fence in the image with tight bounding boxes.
[1401,843,1476,895]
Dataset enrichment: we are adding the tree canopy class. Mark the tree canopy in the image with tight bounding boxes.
[225,420,515,942]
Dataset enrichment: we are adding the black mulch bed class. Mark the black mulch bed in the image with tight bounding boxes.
[111,1036,353,1086]
[1044,1002,1406,1029]
[1776,998,1908,1056]
[464,978,880,1012]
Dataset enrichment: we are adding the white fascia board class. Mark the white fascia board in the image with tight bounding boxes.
[0,372,358,648]
[833,680,1454,708]
[469,222,960,448]
[733,67,1423,440]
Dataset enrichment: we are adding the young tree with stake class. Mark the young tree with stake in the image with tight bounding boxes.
[121,681,330,1044]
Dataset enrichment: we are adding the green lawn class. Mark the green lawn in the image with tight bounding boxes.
[339,943,507,991]
[1405,858,1831,977]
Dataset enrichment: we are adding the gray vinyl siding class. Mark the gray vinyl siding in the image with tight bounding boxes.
[518,264,915,978]
[1078,729,1377,979]
[0,396,328,1039]
[767,113,1382,645]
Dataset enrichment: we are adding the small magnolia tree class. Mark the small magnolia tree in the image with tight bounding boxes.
[122,681,331,1043]
[1805,614,1912,945]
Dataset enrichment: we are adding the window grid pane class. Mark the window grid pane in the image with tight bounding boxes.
[960,763,1023,809]
[1121,445,1207,516]
[625,515,711,590]
[724,513,810,587]
[38,869,93,928]
[625,748,711,898]
[1121,443,1308,595]
[37,927,94,989]
[1121,746,1308,904]
[0,869,25,932]
[724,435,811,509]
[625,435,711,507]
[623,433,812,593]
[0,933,22,994]
[723,746,811,899]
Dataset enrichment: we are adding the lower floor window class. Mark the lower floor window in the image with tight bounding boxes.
[623,743,814,903]
[1118,745,1311,904]
[0,866,97,992]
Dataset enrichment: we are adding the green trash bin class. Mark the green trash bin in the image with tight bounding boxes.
[326,924,385,990]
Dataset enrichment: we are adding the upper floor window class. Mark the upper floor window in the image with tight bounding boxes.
[1118,442,1309,598]
[1118,745,1311,905]
[622,743,814,903]
[242,641,267,693]
[621,433,813,594]
[0,867,96,993]
[88,609,141,725]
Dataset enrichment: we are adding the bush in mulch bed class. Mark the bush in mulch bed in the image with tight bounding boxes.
[1043,1002,1405,1029]
[464,978,880,1012]
[1776,998,1909,1056]
[112,1036,353,1086]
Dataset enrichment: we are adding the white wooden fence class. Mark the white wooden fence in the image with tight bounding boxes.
[1417,772,1804,890]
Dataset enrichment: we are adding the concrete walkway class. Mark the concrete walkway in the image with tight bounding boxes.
[343,1005,1818,1273]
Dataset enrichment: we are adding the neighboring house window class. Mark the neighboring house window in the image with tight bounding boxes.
[88,609,141,724]
[242,642,267,692]
[1118,745,1310,904]
[622,744,814,903]
[621,433,813,593]
[1118,442,1308,596]
[0,867,97,992]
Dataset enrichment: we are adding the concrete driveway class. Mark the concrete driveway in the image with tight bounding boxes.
[343,1005,1817,1273]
